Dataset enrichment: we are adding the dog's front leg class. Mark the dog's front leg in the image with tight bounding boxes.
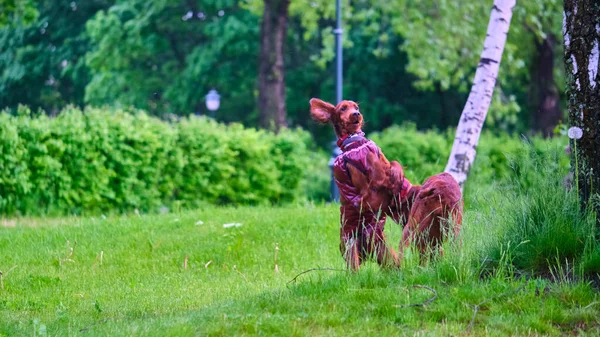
[341,236,360,271]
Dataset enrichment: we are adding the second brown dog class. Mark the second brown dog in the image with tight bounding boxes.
[352,152,463,262]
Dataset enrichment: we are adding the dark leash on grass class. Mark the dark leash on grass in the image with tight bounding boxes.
[393,285,438,309]
[286,268,346,286]
[466,283,527,332]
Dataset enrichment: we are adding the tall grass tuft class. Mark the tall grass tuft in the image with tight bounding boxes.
[481,141,598,280]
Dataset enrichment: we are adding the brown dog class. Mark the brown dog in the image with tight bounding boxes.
[309,98,399,271]
[358,152,464,262]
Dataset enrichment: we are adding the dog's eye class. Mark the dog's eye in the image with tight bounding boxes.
[341,106,347,112]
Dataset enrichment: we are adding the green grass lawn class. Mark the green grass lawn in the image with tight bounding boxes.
[1,204,599,336]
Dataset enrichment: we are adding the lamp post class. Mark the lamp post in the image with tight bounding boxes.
[334,0,343,104]
[330,0,343,202]
[329,141,342,202]
[205,89,220,117]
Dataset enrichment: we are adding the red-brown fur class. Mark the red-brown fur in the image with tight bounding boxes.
[309,99,364,138]
[362,152,464,262]
[309,98,399,270]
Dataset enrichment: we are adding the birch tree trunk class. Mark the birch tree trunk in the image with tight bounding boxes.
[563,0,600,225]
[444,0,516,188]
[258,0,290,132]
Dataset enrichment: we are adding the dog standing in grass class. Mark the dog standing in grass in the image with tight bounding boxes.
[310,98,463,268]
[309,98,400,271]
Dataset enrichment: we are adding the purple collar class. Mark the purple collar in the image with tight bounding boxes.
[337,131,366,151]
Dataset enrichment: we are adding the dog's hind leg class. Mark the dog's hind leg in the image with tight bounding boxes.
[375,233,400,269]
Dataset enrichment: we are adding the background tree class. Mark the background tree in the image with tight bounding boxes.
[257,0,290,131]
[280,0,467,144]
[444,0,516,188]
[376,0,564,134]
[0,0,37,27]
[0,1,110,114]
[85,0,259,120]
[0,0,570,146]
[521,0,564,136]
[563,0,600,223]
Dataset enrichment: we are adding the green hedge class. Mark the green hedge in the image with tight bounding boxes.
[369,123,570,190]
[0,106,313,215]
[0,108,571,216]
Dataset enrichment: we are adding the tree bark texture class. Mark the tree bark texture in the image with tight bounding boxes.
[563,0,600,223]
[444,0,516,189]
[258,0,290,132]
[532,33,562,137]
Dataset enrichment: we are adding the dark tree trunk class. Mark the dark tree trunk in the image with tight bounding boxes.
[258,0,290,132]
[563,0,600,225]
[435,82,448,128]
[532,33,562,137]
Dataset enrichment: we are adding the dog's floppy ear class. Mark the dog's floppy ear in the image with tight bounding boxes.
[309,98,335,124]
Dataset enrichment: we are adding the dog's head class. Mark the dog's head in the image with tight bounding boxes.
[309,98,363,138]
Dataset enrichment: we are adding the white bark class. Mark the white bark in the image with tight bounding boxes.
[589,40,598,89]
[444,0,516,189]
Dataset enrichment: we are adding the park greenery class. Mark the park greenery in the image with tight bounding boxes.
[0,0,564,142]
[2,1,599,335]
[2,146,600,335]
[0,105,568,216]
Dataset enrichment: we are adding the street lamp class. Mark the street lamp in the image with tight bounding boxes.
[330,0,343,202]
[205,89,221,115]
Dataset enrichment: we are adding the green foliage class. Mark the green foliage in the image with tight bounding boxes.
[0,1,113,113]
[84,0,259,121]
[175,117,311,205]
[0,109,30,212]
[300,149,331,202]
[383,0,558,91]
[481,145,598,278]
[369,123,569,187]
[0,107,572,216]
[0,106,313,215]
[0,0,38,27]
[376,0,564,131]
[0,0,566,139]
[81,0,460,141]
[287,0,468,145]
[369,123,452,182]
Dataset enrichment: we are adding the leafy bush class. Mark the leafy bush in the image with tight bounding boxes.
[0,106,314,215]
[369,123,570,190]
[0,111,574,216]
[369,124,452,182]
[301,149,331,202]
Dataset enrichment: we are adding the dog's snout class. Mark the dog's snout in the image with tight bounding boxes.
[352,111,361,118]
